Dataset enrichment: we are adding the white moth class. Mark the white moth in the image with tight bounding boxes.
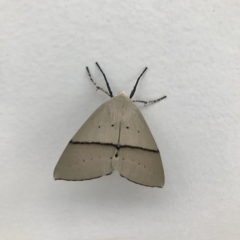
[54,63,166,187]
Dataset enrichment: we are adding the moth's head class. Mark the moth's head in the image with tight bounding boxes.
[116,91,128,97]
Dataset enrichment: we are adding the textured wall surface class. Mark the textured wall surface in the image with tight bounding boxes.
[1,1,240,240]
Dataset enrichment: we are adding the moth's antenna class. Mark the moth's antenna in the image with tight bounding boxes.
[96,62,113,98]
[86,66,111,97]
[129,67,148,99]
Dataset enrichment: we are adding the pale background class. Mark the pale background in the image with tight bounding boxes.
[1,1,240,240]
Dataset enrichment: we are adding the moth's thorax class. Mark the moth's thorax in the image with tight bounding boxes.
[107,91,137,124]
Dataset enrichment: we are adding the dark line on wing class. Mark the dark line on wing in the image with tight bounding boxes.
[69,140,159,153]
[70,140,118,147]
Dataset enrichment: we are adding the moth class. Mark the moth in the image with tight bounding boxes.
[54,63,166,187]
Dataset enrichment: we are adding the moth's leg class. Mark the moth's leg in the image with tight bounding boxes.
[86,67,111,97]
[133,96,167,106]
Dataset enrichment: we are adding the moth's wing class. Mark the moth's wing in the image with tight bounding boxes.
[118,101,164,187]
[72,98,120,144]
[54,144,115,180]
[54,98,119,181]
[119,100,158,150]
[118,148,164,187]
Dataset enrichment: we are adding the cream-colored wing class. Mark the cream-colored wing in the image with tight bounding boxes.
[118,100,164,187]
[119,101,158,151]
[72,98,120,144]
[54,98,120,181]
[54,144,115,180]
[117,148,164,187]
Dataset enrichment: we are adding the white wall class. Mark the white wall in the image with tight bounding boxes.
[1,1,240,239]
